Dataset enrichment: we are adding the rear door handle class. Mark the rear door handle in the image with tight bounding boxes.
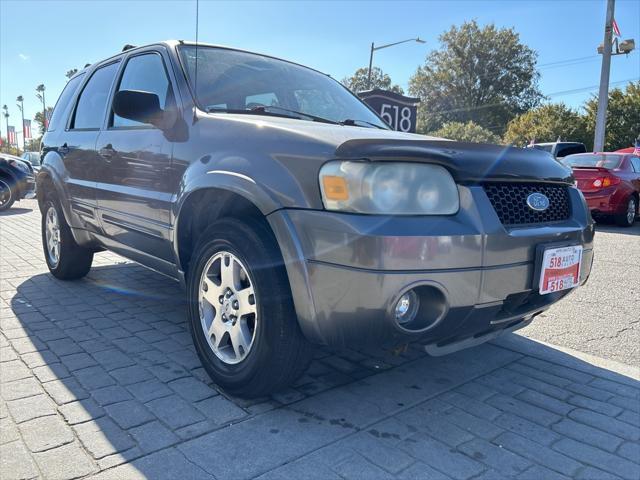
[99,144,116,159]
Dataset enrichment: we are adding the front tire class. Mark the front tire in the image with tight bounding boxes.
[42,198,94,279]
[615,196,637,227]
[187,218,312,398]
[0,178,15,211]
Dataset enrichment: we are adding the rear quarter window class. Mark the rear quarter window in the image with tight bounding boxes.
[556,144,587,158]
[47,73,85,132]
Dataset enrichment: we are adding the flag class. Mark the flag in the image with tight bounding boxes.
[612,19,621,37]
[7,126,16,145]
[633,139,640,156]
[24,120,32,139]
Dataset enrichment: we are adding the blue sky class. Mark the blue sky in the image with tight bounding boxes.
[1,0,639,142]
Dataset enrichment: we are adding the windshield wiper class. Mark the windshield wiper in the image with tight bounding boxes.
[207,105,339,125]
[340,118,387,130]
[249,105,340,125]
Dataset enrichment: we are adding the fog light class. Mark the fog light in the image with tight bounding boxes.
[395,290,419,325]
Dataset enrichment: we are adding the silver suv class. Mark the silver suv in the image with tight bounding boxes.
[37,41,594,397]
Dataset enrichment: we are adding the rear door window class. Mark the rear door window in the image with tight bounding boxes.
[47,73,85,132]
[112,53,172,128]
[71,62,120,130]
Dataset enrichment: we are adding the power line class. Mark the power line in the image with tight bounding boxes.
[547,77,638,97]
[423,77,638,116]
[538,55,598,68]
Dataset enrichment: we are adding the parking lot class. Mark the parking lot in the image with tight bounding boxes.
[1,200,639,480]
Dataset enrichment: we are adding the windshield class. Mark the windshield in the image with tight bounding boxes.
[561,154,623,169]
[23,152,40,166]
[530,144,553,153]
[178,46,388,129]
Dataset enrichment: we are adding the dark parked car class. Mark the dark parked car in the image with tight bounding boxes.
[37,41,594,397]
[21,151,42,173]
[0,153,36,211]
[527,141,587,159]
[562,152,640,227]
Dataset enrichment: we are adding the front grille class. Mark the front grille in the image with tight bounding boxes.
[483,183,570,226]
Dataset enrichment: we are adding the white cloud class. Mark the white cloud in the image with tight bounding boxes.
[18,53,30,61]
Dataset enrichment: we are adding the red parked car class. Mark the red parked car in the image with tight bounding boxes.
[561,153,640,227]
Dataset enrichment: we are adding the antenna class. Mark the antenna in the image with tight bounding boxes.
[194,0,199,103]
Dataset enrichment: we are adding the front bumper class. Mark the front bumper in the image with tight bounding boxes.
[16,174,36,200]
[268,185,594,349]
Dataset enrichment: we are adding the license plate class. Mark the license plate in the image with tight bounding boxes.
[539,245,583,295]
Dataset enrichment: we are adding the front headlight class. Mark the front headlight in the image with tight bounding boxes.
[319,161,459,215]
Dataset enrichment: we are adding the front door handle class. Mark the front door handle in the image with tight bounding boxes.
[99,144,116,160]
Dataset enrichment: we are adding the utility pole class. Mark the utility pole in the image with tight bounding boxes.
[594,0,615,152]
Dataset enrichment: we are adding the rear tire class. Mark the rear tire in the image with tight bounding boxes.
[615,196,637,227]
[186,217,312,398]
[0,178,15,211]
[41,198,94,279]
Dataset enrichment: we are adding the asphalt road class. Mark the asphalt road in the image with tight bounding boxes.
[519,220,640,366]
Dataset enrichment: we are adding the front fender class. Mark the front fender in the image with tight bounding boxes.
[176,169,281,218]
[172,169,283,272]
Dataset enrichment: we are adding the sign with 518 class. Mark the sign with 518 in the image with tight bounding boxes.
[357,88,420,133]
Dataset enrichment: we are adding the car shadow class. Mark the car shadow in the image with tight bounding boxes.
[594,220,640,236]
[0,207,33,216]
[6,262,639,479]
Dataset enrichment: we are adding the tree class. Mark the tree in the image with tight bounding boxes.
[24,138,41,152]
[503,103,589,148]
[342,67,404,94]
[409,20,542,135]
[583,81,639,151]
[65,68,79,79]
[34,107,53,135]
[430,121,501,144]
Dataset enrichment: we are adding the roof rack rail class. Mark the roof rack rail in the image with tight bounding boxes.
[122,44,137,52]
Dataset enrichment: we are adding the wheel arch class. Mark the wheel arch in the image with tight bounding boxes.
[174,177,280,276]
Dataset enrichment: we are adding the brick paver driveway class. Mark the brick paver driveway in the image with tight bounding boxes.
[1,200,639,480]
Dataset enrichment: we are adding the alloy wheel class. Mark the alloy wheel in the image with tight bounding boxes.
[0,180,11,208]
[627,198,636,225]
[198,251,258,365]
[45,206,61,267]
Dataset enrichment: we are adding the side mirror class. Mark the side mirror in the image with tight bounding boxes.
[112,90,165,128]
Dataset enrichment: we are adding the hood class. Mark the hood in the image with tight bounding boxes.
[335,138,574,184]
[208,114,574,184]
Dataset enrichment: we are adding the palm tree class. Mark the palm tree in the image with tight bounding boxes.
[16,96,25,150]
[36,84,46,130]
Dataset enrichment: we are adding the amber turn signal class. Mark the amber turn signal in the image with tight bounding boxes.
[322,175,349,201]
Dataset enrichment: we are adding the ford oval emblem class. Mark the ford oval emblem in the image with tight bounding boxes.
[526,192,550,212]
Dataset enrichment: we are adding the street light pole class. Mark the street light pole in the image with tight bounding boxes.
[594,0,615,152]
[367,42,375,90]
[366,37,425,90]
